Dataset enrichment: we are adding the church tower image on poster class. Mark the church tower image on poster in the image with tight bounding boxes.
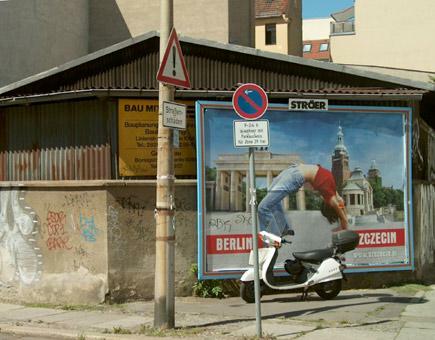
[331,125,350,192]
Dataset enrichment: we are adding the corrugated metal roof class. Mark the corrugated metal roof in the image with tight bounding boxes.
[0,88,426,108]
[287,87,427,95]
[0,31,434,100]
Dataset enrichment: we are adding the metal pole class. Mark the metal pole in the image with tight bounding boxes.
[154,0,175,329]
[249,147,262,337]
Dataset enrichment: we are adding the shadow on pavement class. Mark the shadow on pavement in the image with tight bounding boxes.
[182,293,427,329]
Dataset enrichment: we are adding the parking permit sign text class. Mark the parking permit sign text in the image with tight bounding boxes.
[233,120,269,147]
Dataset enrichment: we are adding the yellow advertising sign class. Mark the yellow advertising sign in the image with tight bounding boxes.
[118,99,196,177]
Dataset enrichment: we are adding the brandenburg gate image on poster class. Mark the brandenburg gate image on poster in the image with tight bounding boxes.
[208,151,307,212]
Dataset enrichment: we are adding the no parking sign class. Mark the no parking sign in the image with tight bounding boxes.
[232,83,268,120]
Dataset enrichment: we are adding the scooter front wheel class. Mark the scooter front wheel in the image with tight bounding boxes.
[314,279,342,300]
[240,281,263,303]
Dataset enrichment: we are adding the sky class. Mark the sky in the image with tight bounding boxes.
[302,0,355,19]
[201,104,408,190]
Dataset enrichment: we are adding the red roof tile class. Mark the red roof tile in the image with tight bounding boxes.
[256,0,288,18]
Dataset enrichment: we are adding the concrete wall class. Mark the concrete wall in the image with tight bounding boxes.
[0,0,89,87]
[106,181,197,302]
[89,0,255,52]
[0,185,108,304]
[0,181,197,304]
[330,0,435,81]
[228,0,256,47]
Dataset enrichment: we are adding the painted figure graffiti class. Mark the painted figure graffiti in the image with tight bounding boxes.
[0,189,42,285]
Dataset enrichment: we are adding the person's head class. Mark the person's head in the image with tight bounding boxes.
[321,200,339,224]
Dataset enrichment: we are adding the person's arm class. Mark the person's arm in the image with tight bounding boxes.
[329,194,348,230]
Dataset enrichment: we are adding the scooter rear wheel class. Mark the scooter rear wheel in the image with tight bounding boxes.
[314,279,342,300]
[240,281,263,303]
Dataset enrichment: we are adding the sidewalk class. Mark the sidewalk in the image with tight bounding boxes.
[0,285,433,339]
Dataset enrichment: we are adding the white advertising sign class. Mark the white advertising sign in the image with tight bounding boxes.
[233,120,269,147]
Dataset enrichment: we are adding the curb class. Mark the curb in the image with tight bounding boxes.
[0,324,163,340]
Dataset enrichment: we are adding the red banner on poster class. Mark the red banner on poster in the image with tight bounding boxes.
[207,234,263,254]
[356,229,405,248]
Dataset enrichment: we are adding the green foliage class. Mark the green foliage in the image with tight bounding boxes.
[191,264,225,298]
[112,326,132,334]
[256,187,268,204]
[370,179,404,211]
[205,166,216,181]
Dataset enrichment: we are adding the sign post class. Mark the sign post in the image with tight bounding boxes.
[155,1,190,329]
[232,83,269,338]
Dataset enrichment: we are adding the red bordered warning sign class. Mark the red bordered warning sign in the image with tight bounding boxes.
[156,28,191,89]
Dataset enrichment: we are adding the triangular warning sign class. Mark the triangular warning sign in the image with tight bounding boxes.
[156,28,191,89]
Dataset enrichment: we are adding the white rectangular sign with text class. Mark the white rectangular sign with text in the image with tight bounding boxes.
[233,120,269,147]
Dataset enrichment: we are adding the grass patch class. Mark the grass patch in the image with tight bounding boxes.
[389,283,432,295]
[138,324,206,337]
[112,326,132,334]
[24,302,127,313]
[339,320,350,325]
[239,334,277,340]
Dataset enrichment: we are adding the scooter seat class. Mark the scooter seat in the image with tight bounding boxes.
[292,248,334,263]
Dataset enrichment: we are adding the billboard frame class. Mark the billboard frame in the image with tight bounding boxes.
[196,101,414,280]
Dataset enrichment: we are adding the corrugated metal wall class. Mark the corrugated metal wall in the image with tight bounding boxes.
[0,100,112,181]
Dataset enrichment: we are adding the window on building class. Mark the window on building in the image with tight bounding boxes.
[303,44,312,53]
[319,43,329,51]
[350,194,355,205]
[265,24,276,45]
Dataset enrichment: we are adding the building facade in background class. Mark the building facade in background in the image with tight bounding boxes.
[302,18,332,61]
[330,0,435,83]
[0,0,255,87]
[255,0,302,56]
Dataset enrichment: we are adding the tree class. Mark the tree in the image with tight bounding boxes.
[205,166,216,181]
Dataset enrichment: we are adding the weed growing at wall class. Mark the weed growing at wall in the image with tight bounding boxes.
[190,264,239,298]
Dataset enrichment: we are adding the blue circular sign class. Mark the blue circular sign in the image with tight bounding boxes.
[232,83,268,120]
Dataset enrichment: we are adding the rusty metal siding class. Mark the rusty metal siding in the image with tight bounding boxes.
[0,100,112,181]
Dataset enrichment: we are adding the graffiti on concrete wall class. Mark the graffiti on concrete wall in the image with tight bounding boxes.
[107,205,128,259]
[0,189,42,285]
[43,210,72,251]
[114,195,150,241]
[79,212,99,243]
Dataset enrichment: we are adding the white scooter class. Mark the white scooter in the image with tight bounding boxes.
[240,230,359,302]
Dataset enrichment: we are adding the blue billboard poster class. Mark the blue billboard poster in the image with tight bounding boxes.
[196,101,413,279]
